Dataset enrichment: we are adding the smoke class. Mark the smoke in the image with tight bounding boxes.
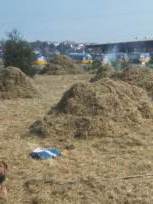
[103,45,119,65]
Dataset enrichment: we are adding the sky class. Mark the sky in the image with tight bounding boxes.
[0,0,153,43]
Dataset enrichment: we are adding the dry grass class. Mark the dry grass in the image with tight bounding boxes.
[90,64,114,82]
[91,65,153,100]
[1,74,153,203]
[41,55,83,75]
[118,66,153,99]
[30,78,153,142]
[0,67,38,99]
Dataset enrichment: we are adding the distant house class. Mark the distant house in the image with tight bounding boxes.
[33,50,48,65]
[68,52,92,64]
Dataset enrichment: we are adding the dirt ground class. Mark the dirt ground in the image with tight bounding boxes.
[1,74,153,204]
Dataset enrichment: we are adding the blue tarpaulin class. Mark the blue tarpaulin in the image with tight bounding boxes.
[30,148,61,160]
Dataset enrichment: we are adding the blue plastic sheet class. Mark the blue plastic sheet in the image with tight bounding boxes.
[30,148,61,160]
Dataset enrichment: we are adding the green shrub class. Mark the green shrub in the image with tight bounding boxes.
[3,30,35,76]
[87,60,101,73]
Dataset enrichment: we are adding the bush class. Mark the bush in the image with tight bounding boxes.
[3,30,35,76]
[87,60,101,73]
[91,60,101,69]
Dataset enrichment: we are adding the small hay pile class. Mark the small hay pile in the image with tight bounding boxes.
[90,64,115,82]
[0,66,38,99]
[30,78,153,142]
[118,66,153,98]
[41,55,83,75]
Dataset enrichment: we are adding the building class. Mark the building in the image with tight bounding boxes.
[86,40,153,55]
[33,50,48,65]
[68,52,93,64]
[86,40,153,64]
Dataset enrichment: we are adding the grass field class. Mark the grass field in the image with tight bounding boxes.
[1,74,153,204]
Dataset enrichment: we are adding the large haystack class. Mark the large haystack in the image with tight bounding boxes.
[30,78,153,142]
[41,55,83,75]
[90,64,115,82]
[0,66,38,99]
[118,66,153,98]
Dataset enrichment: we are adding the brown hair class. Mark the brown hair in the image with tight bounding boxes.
[0,162,7,169]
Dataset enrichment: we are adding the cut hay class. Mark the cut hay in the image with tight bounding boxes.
[90,64,115,82]
[118,66,153,98]
[41,55,83,75]
[0,66,38,99]
[91,65,153,99]
[30,78,153,142]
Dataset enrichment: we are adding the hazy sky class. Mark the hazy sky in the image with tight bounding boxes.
[0,0,153,43]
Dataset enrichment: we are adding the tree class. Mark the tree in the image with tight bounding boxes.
[3,29,35,76]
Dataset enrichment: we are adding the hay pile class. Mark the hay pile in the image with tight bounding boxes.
[41,55,83,75]
[118,66,153,98]
[90,64,115,82]
[30,78,153,142]
[0,67,38,99]
[91,65,153,98]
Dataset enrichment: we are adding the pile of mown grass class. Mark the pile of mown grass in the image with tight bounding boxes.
[30,78,153,143]
[0,66,38,99]
[117,66,153,98]
[24,175,153,204]
[91,65,153,98]
[41,55,83,75]
[90,64,115,82]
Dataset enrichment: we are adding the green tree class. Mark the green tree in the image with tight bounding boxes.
[3,29,35,76]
